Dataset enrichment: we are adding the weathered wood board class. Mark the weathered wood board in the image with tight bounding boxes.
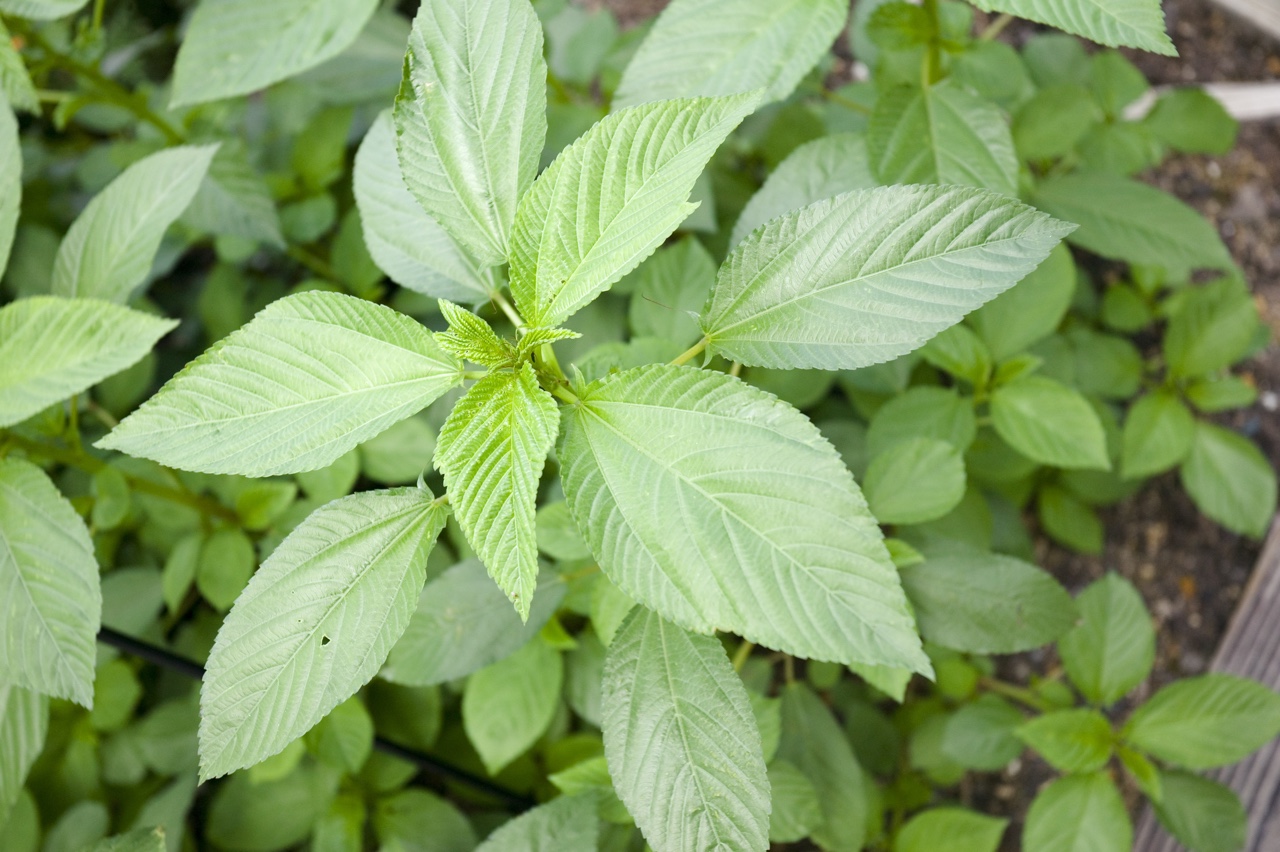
[1134,518,1280,851]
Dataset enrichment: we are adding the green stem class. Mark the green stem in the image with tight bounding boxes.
[3,432,238,522]
[922,0,944,87]
[671,337,708,367]
[811,85,873,116]
[66,394,82,454]
[90,0,105,34]
[731,640,754,672]
[491,291,524,329]
[14,22,185,144]
[285,244,335,280]
[979,676,1052,712]
[979,12,1014,41]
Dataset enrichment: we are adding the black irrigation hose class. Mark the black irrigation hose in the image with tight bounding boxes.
[96,626,535,811]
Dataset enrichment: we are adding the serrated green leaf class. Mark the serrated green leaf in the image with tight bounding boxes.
[373,789,476,852]
[0,297,176,428]
[970,0,1173,55]
[864,437,966,525]
[510,93,757,328]
[990,376,1110,470]
[869,82,1018,196]
[170,0,377,106]
[941,694,1025,771]
[919,324,992,388]
[435,364,559,618]
[767,761,821,844]
[867,386,977,457]
[1164,277,1260,379]
[1012,85,1101,160]
[0,684,47,826]
[558,364,930,673]
[900,546,1076,654]
[0,0,88,19]
[1023,773,1131,852]
[393,0,547,267]
[1121,391,1194,479]
[1124,673,1280,769]
[0,459,100,707]
[968,243,1075,362]
[1037,485,1103,555]
[895,808,1007,852]
[1144,88,1238,155]
[99,292,462,476]
[1016,709,1113,773]
[613,0,847,109]
[1186,375,1258,413]
[85,828,166,852]
[778,683,868,852]
[701,185,1072,370]
[1152,770,1246,852]
[52,145,217,303]
[353,112,492,303]
[627,237,717,348]
[602,608,770,852]
[181,144,283,248]
[1033,175,1231,273]
[475,794,599,852]
[1180,422,1277,539]
[731,132,879,247]
[463,636,563,775]
[0,93,18,276]
[198,488,447,780]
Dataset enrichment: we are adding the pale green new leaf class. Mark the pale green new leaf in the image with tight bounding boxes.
[99,292,462,476]
[970,0,1174,55]
[435,364,559,619]
[510,93,758,328]
[0,94,18,276]
[602,609,770,852]
[731,132,879,247]
[0,0,88,19]
[475,794,598,852]
[463,637,563,775]
[1033,174,1231,273]
[0,459,101,707]
[354,112,492,303]
[170,0,378,106]
[1023,773,1131,852]
[1057,574,1154,705]
[1015,709,1113,774]
[869,82,1019,197]
[198,488,447,780]
[614,0,847,109]
[0,684,47,825]
[701,185,1072,370]
[381,558,565,686]
[435,300,515,367]
[393,0,547,267]
[558,365,930,673]
[0,297,177,428]
[52,145,217,303]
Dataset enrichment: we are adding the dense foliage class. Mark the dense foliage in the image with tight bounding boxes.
[1,0,1278,850]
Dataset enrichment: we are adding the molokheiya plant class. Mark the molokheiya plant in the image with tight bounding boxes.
[1,0,1279,849]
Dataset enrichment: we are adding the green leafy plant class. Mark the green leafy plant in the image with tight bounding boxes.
[1,0,1278,849]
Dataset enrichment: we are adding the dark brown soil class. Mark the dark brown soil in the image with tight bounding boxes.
[589,0,1280,845]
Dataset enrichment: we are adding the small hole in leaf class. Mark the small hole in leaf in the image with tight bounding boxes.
[320,635,330,646]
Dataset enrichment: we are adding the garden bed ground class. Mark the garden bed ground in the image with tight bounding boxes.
[595,0,1280,845]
